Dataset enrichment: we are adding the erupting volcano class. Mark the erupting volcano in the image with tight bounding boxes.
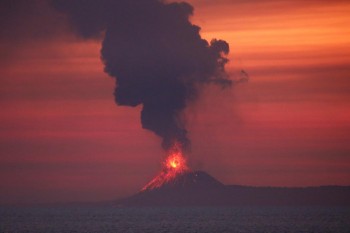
[49,0,350,208]
[53,0,234,204]
[142,143,190,191]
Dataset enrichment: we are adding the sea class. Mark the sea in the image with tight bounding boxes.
[1,206,349,233]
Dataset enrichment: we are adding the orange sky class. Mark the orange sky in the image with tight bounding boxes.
[0,0,350,204]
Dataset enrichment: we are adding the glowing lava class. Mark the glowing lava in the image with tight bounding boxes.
[165,149,187,171]
[142,143,190,191]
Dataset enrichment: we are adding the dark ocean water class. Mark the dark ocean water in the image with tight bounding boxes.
[0,206,349,233]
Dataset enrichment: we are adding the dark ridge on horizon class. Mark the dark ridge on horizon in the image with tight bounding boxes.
[115,170,350,207]
[2,171,348,207]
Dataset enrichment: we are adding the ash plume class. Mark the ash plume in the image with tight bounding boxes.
[52,0,231,150]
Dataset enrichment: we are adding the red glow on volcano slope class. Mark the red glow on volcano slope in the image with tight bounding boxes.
[142,143,190,191]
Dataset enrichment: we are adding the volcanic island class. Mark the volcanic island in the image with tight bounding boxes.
[114,144,350,207]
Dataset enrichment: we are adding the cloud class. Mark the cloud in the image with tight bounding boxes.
[52,0,231,150]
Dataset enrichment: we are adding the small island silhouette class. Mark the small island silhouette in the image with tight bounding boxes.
[115,171,350,207]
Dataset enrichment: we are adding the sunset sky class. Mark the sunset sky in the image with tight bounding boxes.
[1,0,350,204]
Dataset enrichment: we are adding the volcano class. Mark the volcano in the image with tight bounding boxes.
[117,170,227,206]
[115,170,350,207]
[113,143,350,206]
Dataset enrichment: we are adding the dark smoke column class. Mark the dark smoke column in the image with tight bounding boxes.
[53,0,230,150]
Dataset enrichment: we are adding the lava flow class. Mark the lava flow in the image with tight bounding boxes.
[142,143,190,191]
